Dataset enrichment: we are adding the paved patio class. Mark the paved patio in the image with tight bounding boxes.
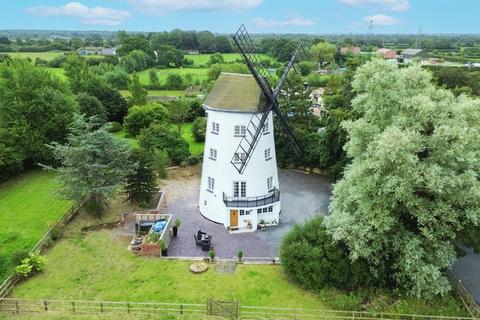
[162,167,331,259]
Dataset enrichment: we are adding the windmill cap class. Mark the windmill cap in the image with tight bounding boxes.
[203,72,266,113]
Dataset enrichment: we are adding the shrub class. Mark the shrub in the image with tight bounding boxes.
[15,253,46,277]
[165,73,184,90]
[76,92,108,124]
[11,250,29,266]
[48,55,67,68]
[183,155,200,166]
[307,73,330,87]
[280,216,385,291]
[124,102,169,136]
[104,68,130,90]
[191,117,207,142]
[49,222,62,240]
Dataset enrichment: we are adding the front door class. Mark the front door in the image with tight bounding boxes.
[230,209,238,228]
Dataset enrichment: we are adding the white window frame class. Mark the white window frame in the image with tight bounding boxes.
[233,181,247,198]
[264,148,271,161]
[267,176,273,191]
[209,148,217,161]
[234,125,246,136]
[211,122,219,134]
[207,177,215,192]
[233,152,246,164]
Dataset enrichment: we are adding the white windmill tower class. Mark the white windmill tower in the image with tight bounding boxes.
[198,25,304,232]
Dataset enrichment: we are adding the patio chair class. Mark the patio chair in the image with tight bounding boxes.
[194,234,202,246]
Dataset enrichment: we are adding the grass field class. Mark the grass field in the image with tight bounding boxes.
[180,122,204,155]
[1,51,65,61]
[137,68,209,86]
[113,129,139,149]
[185,53,276,66]
[8,189,467,317]
[0,171,73,282]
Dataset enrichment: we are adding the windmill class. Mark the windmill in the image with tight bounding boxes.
[198,25,304,232]
[230,24,304,174]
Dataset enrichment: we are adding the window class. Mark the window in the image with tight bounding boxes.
[211,122,219,134]
[264,148,271,161]
[267,176,273,191]
[233,181,246,197]
[240,210,245,216]
[234,125,246,136]
[245,210,251,215]
[262,207,268,213]
[233,152,247,164]
[209,148,217,160]
[257,208,262,214]
[204,200,207,205]
[207,177,215,192]
[268,206,273,212]
[263,120,269,133]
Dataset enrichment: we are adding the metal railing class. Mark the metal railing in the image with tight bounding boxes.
[223,188,280,208]
[0,298,476,320]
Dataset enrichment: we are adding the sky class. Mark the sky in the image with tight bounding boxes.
[0,0,479,34]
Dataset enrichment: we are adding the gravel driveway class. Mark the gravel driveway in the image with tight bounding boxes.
[162,166,331,259]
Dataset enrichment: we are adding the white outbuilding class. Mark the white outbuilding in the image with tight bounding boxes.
[198,72,281,232]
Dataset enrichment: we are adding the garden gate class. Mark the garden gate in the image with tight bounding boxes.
[207,299,240,318]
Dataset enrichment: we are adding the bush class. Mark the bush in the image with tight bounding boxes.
[15,253,46,277]
[11,250,29,266]
[191,117,207,142]
[165,73,184,90]
[0,142,24,182]
[104,68,130,90]
[76,92,108,124]
[138,123,190,165]
[124,102,169,137]
[108,121,122,133]
[299,61,316,76]
[280,216,385,291]
[307,73,330,87]
[48,55,67,68]
[183,155,200,166]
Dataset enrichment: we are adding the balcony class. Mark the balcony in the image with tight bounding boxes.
[223,188,280,208]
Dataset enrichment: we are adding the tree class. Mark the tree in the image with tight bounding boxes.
[310,42,337,67]
[166,99,191,131]
[76,93,108,124]
[214,36,233,53]
[63,53,90,93]
[128,73,147,106]
[47,115,134,216]
[104,68,130,90]
[191,117,206,142]
[197,31,216,53]
[124,102,169,136]
[281,216,384,291]
[165,73,184,90]
[325,59,480,298]
[117,34,153,58]
[0,142,23,182]
[138,123,190,165]
[0,59,78,164]
[125,149,157,207]
[156,45,184,67]
[120,50,153,73]
[207,53,224,66]
[149,69,159,86]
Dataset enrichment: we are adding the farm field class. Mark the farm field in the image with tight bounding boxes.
[137,67,209,85]
[185,53,276,66]
[1,51,65,61]
[180,122,204,155]
[7,183,467,317]
[0,171,73,282]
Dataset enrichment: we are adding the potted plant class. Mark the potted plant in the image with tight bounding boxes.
[237,250,244,263]
[259,219,266,231]
[208,250,216,263]
[172,219,181,237]
[159,239,168,257]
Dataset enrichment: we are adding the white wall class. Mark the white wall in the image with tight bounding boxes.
[198,107,281,230]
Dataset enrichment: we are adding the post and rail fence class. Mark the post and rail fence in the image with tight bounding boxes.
[0,200,83,300]
[0,298,478,319]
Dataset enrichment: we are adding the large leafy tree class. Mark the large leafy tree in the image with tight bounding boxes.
[124,102,169,136]
[325,59,480,298]
[47,115,135,216]
[310,42,337,67]
[0,59,78,164]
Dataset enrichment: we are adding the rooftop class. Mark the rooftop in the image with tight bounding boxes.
[401,48,424,56]
[203,73,265,113]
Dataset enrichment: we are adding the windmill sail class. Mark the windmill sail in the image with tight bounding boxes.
[231,24,304,174]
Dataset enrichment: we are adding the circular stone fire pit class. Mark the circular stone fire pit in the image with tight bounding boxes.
[189,261,208,274]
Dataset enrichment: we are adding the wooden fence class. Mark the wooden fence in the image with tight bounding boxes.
[0,201,83,300]
[0,298,478,319]
[447,271,480,318]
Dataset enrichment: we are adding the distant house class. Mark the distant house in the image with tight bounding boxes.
[100,47,117,56]
[401,48,427,60]
[186,50,200,55]
[340,46,361,55]
[377,48,397,60]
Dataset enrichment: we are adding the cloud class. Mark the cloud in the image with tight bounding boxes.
[363,14,402,26]
[25,2,130,26]
[253,15,316,28]
[129,0,262,13]
[339,0,409,12]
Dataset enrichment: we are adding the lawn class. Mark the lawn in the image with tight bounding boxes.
[0,171,73,282]
[112,129,139,149]
[185,53,277,66]
[137,68,209,85]
[1,51,66,61]
[180,122,204,155]
[8,190,467,317]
